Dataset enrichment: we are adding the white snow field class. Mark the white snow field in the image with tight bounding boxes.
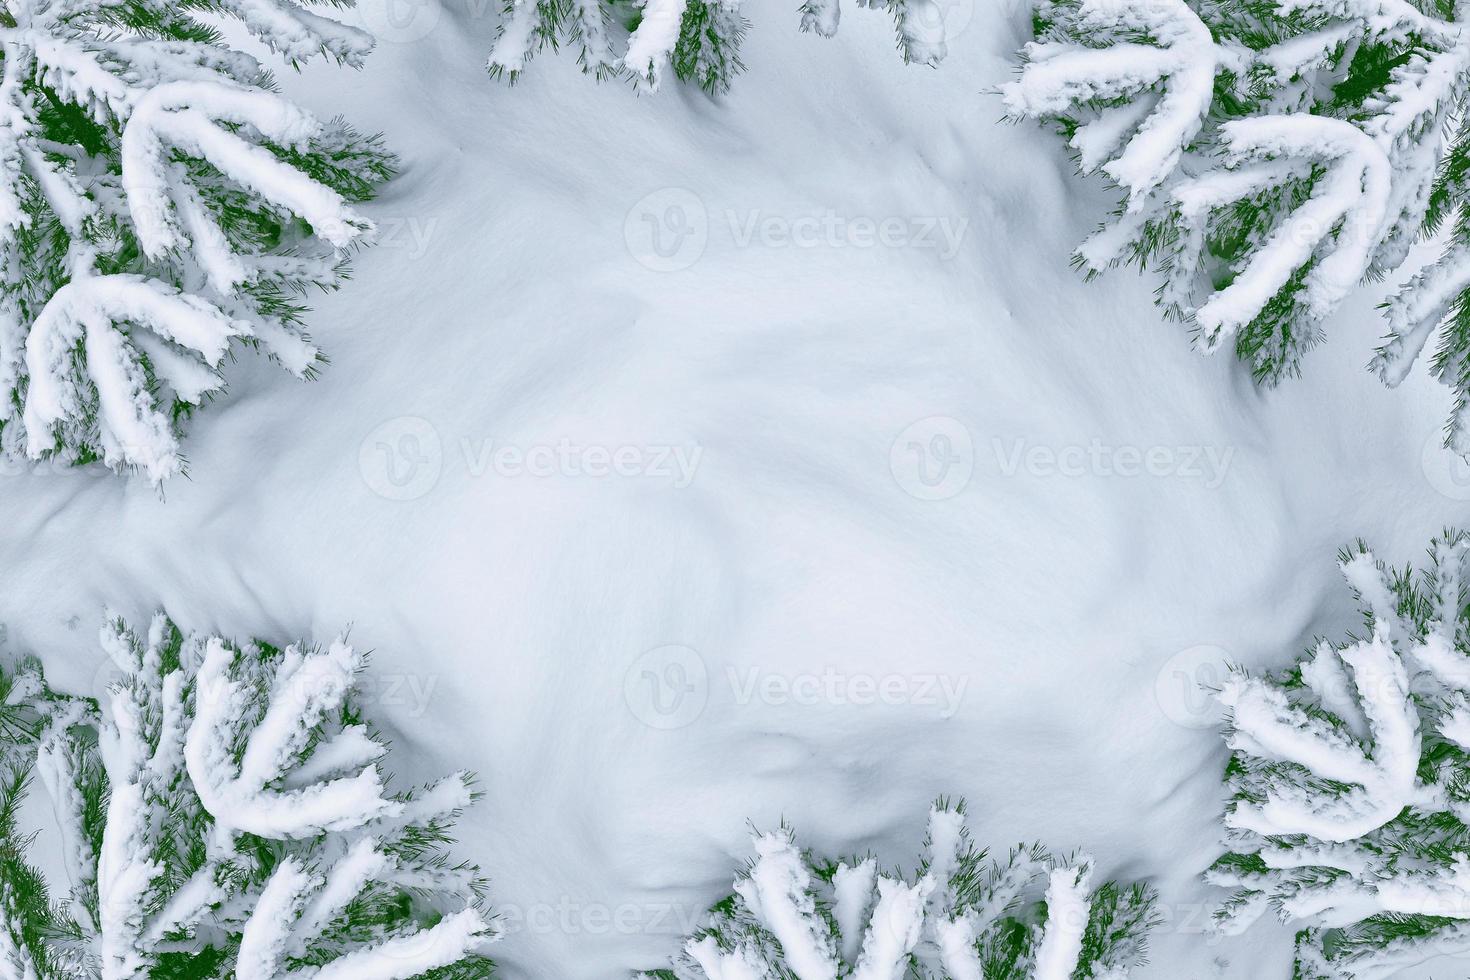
[4,1,1470,977]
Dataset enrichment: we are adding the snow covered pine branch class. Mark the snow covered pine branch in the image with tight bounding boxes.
[638,799,1158,979]
[1207,531,1470,978]
[1004,0,1470,452]
[0,614,496,979]
[0,0,393,483]
[487,0,954,94]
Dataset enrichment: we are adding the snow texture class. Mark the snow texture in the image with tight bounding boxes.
[1211,534,1470,976]
[3,1,1470,978]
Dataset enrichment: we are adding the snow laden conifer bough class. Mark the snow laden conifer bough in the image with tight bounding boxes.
[487,0,954,94]
[1005,0,1470,454]
[638,799,1159,979]
[0,0,393,483]
[0,614,497,979]
[1209,531,1470,977]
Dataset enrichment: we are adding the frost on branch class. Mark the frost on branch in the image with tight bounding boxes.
[0,614,497,979]
[487,0,750,94]
[0,654,89,980]
[0,0,393,482]
[485,0,953,94]
[799,0,954,68]
[1207,531,1470,978]
[637,799,1158,980]
[1005,0,1470,447]
[1001,0,1218,208]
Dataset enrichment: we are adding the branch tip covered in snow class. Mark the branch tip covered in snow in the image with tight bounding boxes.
[0,612,496,979]
[1008,0,1470,445]
[640,798,1158,979]
[1210,531,1470,976]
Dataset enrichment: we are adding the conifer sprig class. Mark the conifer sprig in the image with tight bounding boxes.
[485,0,951,93]
[1210,530,1470,976]
[1007,0,1470,451]
[0,614,497,979]
[638,799,1159,979]
[0,0,394,482]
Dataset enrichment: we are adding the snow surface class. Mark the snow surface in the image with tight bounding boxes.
[4,1,1470,977]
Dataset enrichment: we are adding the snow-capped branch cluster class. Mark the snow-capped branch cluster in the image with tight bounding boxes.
[638,799,1158,979]
[1209,532,1470,977]
[0,613,497,979]
[487,0,952,94]
[0,0,393,483]
[1004,0,1470,451]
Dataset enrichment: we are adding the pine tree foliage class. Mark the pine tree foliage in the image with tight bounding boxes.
[637,799,1159,980]
[0,614,497,980]
[0,0,393,483]
[0,656,78,980]
[1208,531,1470,978]
[1004,0,1470,452]
[485,0,953,94]
[797,0,952,68]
